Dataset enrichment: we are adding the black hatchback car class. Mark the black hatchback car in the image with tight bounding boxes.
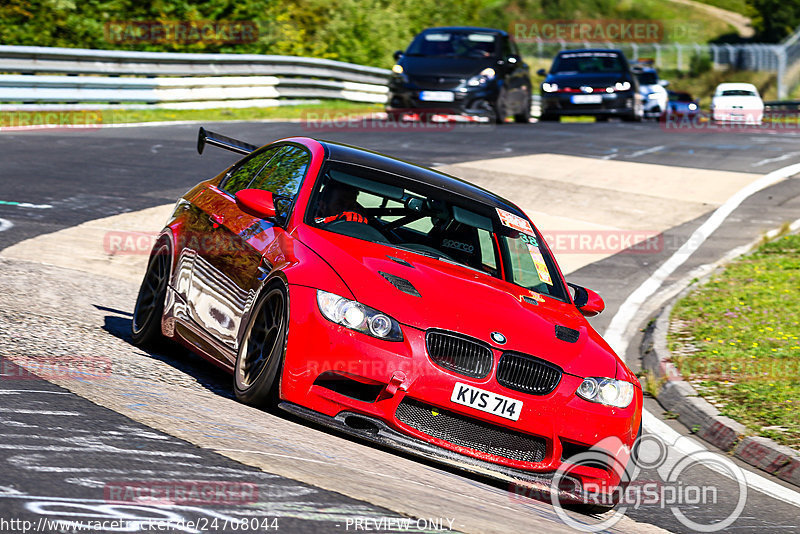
[538,49,642,122]
[387,27,532,124]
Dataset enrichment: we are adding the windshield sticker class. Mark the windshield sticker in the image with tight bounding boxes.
[519,233,538,248]
[496,208,534,236]
[424,33,450,41]
[467,34,495,42]
[526,243,553,286]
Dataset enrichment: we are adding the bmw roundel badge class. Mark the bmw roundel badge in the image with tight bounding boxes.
[490,332,506,345]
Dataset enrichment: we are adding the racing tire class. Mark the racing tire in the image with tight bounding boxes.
[514,94,532,123]
[493,93,507,124]
[131,240,170,348]
[234,282,289,408]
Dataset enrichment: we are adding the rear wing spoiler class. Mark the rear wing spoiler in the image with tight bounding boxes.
[197,127,258,155]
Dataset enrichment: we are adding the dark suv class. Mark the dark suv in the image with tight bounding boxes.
[538,49,642,122]
[387,27,532,124]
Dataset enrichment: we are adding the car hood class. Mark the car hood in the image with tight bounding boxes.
[401,56,496,79]
[297,226,619,378]
[545,72,629,87]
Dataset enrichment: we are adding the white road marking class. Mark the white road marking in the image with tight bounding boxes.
[0,200,52,209]
[0,408,81,416]
[752,151,800,168]
[0,218,13,232]
[644,412,800,508]
[604,161,800,358]
[0,390,71,395]
[599,148,618,160]
[629,145,666,158]
[603,161,800,504]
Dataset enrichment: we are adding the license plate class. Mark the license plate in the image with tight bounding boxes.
[419,91,455,102]
[571,94,602,104]
[450,382,522,421]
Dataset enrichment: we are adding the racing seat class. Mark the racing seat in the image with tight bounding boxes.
[431,221,481,267]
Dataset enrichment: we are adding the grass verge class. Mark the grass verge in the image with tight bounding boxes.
[668,232,800,450]
[0,101,383,128]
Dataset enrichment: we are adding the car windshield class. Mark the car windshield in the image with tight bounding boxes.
[551,52,624,74]
[669,92,693,102]
[636,72,658,85]
[306,163,568,300]
[406,31,499,59]
[720,89,757,97]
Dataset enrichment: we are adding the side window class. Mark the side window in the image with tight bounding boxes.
[221,147,279,195]
[248,145,310,217]
[249,145,309,197]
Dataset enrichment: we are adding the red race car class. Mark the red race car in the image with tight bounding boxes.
[132,128,642,511]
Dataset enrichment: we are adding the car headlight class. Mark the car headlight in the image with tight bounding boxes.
[316,290,403,341]
[615,81,631,91]
[647,93,661,100]
[576,377,635,408]
[467,67,496,86]
[542,82,559,93]
[392,64,403,74]
[688,103,698,110]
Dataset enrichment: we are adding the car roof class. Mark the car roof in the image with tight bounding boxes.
[420,26,508,37]
[318,140,524,215]
[716,82,758,91]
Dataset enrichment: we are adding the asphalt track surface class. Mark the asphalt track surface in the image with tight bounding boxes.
[1,119,800,533]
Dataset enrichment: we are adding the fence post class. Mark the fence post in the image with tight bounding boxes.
[777,46,787,99]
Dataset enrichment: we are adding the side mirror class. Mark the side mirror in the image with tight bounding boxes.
[393,50,404,61]
[659,79,670,87]
[236,189,276,219]
[568,283,605,317]
[536,68,547,77]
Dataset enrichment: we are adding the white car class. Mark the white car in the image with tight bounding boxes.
[634,67,669,119]
[711,83,764,124]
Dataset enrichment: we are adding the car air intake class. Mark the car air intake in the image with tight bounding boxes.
[555,325,580,343]
[426,330,493,378]
[395,398,547,463]
[379,271,421,297]
[496,352,562,395]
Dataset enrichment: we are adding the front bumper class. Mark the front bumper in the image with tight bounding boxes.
[387,80,498,118]
[540,91,635,116]
[280,285,641,491]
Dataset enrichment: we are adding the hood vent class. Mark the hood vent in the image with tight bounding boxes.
[379,271,421,297]
[555,325,580,343]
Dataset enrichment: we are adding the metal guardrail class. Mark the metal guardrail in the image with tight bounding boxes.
[0,45,391,109]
